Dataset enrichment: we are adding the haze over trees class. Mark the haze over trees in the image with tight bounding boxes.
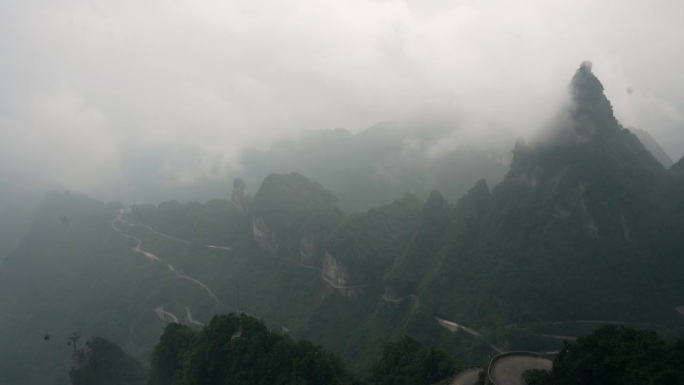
[69,337,147,385]
[526,326,684,385]
[0,62,682,384]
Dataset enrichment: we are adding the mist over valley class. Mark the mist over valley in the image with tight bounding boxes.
[1,1,684,384]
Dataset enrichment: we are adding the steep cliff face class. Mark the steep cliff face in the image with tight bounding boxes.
[382,190,451,297]
[321,252,368,298]
[231,178,248,212]
[250,172,344,258]
[418,62,682,323]
[299,231,318,264]
[252,217,277,254]
[505,61,665,242]
[324,194,421,279]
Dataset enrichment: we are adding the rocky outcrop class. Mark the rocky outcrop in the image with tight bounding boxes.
[252,217,277,254]
[383,285,399,300]
[322,253,353,286]
[321,252,368,290]
[299,231,318,264]
[579,196,598,236]
[321,254,365,298]
[250,172,344,258]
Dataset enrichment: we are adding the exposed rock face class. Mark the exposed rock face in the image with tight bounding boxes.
[250,172,344,259]
[252,217,276,254]
[321,252,364,287]
[231,178,247,212]
[383,286,399,300]
[579,196,598,236]
[299,232,318,264]
[503,62,664,241]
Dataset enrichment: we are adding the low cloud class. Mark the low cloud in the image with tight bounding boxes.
[1,0,682,199]
[0,89,120,193]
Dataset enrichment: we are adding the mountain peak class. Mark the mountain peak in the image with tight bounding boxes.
[508,62,663,183]
[570,61,602,104]
[568,61,620,135]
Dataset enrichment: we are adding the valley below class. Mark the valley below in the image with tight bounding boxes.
[1,63,683,385]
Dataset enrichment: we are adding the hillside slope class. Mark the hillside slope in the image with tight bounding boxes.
[2,63,683,384]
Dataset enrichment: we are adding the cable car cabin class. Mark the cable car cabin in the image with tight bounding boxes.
[44,330,50,341]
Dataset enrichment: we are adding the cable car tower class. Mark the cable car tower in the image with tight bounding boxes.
[67,331,85,369]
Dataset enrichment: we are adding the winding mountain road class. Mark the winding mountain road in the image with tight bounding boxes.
[112,213,222,326]
[130,223,190,244]
[206,245,231,251]
[436,317,505,354]
[489,354,552,385]
[450,368,482,385]
[262,253,371,292]
[436,318,482,337]
[166,264,220,303]
[381,293,420,308]
[154,306,179,323]
[185,306,204,326]
[118,209,663,385]
[111,211,290,331]
[112,214,221,303]
[448,354,553,385]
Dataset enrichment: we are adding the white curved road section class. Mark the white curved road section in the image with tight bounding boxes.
[436,318,482,337]
[155,306,179,323]
[136,248,160,261]
[113,212,295,332]
[112,215,221,303]
[436,315,553,385]
[436,317,504,354]
[489,355,552,385]
[382,293,420,308]
[206,245,231,251]
[450,368,482,385]
[112,213,223,316]
[185,306,204,326]
[166,264,220,303]
[448,355,552,385]
[120,210,558,385]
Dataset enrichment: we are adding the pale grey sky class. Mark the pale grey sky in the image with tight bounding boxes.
[1,0,683,197]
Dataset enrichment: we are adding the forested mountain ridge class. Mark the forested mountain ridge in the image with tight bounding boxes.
[526,325,684,385]
[234,62,684,327]
[71,313,460,385]
[1,62,683,384]
[412,62,684,325]
[119,58,684,367]
[148,313,357,385]
[226,63,684,334]
[239,121,510,213]
[250,172,344,259]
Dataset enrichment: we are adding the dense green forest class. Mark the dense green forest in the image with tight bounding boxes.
[68,314,461,385]
[149,313,357,385]
[69,338,147,385]
[63,322,684,385]
[526,326,684,385]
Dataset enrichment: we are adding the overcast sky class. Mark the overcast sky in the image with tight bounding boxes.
[1,0,683,198]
